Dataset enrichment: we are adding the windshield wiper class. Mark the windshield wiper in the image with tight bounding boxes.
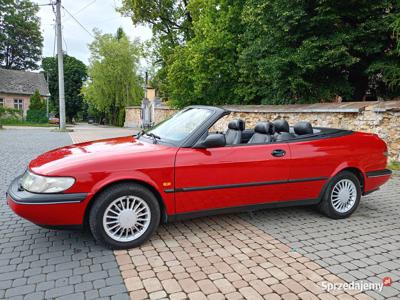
[135,130,145,138]
[144,132,161,144]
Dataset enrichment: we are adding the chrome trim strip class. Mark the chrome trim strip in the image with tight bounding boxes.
[164,176,328,193]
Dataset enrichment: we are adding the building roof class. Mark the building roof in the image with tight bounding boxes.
[0,68,50,97]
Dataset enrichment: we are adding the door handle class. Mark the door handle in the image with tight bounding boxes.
[271,149,286,157]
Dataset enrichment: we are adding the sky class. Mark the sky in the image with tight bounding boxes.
[35,0,153,66]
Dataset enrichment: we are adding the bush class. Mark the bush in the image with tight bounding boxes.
[0,107,22,122]
[29,90,46,110]
[26,109,47,123]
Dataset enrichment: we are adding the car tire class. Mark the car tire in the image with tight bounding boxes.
[89,183,160,249]
[318,171,361,219]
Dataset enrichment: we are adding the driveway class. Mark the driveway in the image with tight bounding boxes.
[0,127,131,300]
[0,125,398,299]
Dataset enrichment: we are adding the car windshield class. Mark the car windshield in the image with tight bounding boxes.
[145,108,213,143]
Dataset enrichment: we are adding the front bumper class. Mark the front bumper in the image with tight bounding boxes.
[7,176,89,226]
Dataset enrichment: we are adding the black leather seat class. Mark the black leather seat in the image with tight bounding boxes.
[294,121,313,135]
[248,122,274,144]
[275,132,293,141]
[273,119,290,134]
[225,119,245,145]
[273,119,293,141]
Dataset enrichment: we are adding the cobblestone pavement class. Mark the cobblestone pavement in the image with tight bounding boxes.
[69,124,135,143]
[117,217,374,300]
[1,125,397,300]
[243,176,400,300]
[0,128,129,300]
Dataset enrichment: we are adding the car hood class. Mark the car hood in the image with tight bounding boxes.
[29,136,170,176]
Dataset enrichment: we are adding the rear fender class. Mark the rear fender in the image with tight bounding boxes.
[329,162,366,185]
[318,163,366,201]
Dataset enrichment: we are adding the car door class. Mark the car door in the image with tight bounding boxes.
[286,138,346,201]
[174,143,291,214]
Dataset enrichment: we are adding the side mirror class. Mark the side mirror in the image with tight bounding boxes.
[195,133,226,148]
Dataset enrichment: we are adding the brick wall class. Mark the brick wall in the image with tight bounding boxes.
[125,101,400,162]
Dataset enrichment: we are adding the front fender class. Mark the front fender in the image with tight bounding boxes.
[82,170,175,216]
[88,170,162,197]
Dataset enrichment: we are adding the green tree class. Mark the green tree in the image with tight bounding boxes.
[0,0,43,70]
[167,0,243,107]
[26,90,47,123]
[42,55,87,123]
[29,90,45,110]
[237,0,400,104]
[120,0,194,95]
[82,28,143,126]
[376,11,400,94]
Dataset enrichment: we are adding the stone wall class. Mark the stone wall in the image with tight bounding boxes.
[124,106,142,128]
[125,101,400,162]
[152,107,177,124]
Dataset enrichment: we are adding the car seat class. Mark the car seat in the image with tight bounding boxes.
[225,119,245,145]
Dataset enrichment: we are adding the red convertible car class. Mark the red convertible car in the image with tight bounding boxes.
[7,106,391,249]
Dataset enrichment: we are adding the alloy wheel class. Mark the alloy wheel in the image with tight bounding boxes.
[330,179,357,213]
[103,195,151,242]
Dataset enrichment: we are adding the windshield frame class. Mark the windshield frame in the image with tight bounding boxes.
[137,106,229,147]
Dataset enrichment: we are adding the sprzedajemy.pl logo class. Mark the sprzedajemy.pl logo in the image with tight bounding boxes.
[321,277,393,292]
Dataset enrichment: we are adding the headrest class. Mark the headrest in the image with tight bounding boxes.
[273,119,289,133]
[254,122,274,134]
[294,121,313,135]
[228,119,245,131]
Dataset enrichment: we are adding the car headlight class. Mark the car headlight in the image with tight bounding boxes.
[21,171,75,193]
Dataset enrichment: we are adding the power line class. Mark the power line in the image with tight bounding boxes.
[64,0,96,22]
[61,5,94,38]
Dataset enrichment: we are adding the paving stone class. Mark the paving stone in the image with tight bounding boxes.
[4,125,398,300]
[239,286,264,300]
[0,128,129,299]
[47,269,73,280]
[85,290,100,300]
[111,294,130,300]
[82,270,108,282]
[99,284,127,297]
[36,280,55,291]
[12,277,27,287]
[162,278,182,294]
[45,285,75,298]
[93,279,106,289]
[5,284,35,297]
[243,174,400,299]
[56,292,85,300]
[0,280,12,290]
[326,265,349,274]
